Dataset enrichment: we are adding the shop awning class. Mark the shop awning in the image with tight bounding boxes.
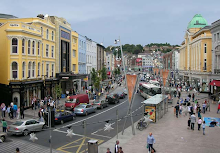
[209,80,220,87]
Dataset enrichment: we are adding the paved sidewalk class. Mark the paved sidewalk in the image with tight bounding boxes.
[99,91,220,153]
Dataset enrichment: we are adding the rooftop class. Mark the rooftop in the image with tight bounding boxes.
[187,14,208,30]
[0,13,17,19]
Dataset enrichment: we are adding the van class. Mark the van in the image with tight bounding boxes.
[65,94,89,110]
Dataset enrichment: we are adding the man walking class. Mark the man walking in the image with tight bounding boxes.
[20,106,24,119]
[114,140,119,153]
[147,132,156,153]
[175,104,179,118]
[190,113,196,130]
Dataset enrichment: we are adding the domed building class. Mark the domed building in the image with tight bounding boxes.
[178,14,212,92]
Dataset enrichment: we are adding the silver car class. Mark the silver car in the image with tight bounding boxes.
[8,119,46,136]
[74,104,96,116]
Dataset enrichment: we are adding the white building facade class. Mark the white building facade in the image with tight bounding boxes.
[86,37,93,74]
[91,41,97,71]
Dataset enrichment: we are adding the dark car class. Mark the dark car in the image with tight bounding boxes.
[106,93,119,104]
[55,110,76,124]
[92,100,109,109]
[117,92,125,99]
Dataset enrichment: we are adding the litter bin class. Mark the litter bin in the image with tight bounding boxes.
[88,139,98,153]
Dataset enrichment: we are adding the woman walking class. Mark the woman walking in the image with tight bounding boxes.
[1,119,7,132]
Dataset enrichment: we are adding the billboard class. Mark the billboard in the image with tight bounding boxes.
[145,106,156,122]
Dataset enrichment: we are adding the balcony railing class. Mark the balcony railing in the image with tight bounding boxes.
[214,69,220,74]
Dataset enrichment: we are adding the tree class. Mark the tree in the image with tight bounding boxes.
[101,67,107,81]
[55,84,62,98]
[91,68,97,84]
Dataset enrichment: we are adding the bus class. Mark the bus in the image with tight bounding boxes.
[139,83,161,99]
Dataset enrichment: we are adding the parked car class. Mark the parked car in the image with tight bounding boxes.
[123,89,128,95]
[92,99,108,109]
[0,132,7,142]
[117,92,126,99]
[65,94,89,110]
[74,104,96,116]
[55,110,76,124]
[106,93,119,104]
[8,119,46,136]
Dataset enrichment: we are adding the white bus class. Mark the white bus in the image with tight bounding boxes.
[139,83,161,99]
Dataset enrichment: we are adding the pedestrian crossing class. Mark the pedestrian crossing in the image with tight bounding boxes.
[0,139,62,153]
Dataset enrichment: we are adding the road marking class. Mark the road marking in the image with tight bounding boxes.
[91,133,112,139]
[57,99,128,130]
[54,129,84,137]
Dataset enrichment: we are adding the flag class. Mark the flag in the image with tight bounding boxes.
[162,70,169,86]
[126,74,137,102]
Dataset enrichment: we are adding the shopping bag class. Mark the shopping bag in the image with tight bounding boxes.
[146,143,149,148]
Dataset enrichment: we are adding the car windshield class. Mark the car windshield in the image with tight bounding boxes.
[94,101,100,103]
[13,121,23,126]
[55,113,61,117]
[75,105,86,108]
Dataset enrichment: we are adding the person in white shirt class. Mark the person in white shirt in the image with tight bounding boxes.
[197,117,202,131]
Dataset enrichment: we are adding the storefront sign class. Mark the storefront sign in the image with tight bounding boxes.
[10,24,19,27]
[61,30,70,40]
[83,77,88,82]
[12,85,21,89]
[145,106,156,122]
[62,77,69,79]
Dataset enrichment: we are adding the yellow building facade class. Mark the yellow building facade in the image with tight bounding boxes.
[71,31,78,73]
[0,14,59,107]
[179,14,213,92]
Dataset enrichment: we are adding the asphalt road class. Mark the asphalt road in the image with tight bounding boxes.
[9,86,145,153]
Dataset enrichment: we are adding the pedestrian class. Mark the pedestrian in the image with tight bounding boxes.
[6,105,11,118]
[175,104,179,118]
[17,106,20,119]
[106,148,112,153]
[198,117,202,131]
[202,121,206,135]
[190,113,196,130]
[217,103,220,114]
[198,107,201,118]
[1,119,7,132]
[118,147,124,153]
[114,140,119,153]
[179,104,182,116]
[31,98,34,110]
[202,102,206,114]
[13,104,17,118]
[188,93,191,101]
[192,93,195,102]
[16,147,20,153]
[10,106,14,119]
[187,117,191,129]
[147,132,156,153]
[20,106,24,119]
[1,103,6,118]
[190,104,194,115]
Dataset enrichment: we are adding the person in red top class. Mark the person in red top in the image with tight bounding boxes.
[217,103,220,114]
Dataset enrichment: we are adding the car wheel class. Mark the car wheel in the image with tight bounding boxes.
[61,120,64,124]
[106,104,109,107]
[42,124,47,129]
[23,129,29,136]
[0,136,5,142]
[85,112,88,116]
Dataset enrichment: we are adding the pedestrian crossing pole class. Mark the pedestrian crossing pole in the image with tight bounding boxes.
[116,109,119,139]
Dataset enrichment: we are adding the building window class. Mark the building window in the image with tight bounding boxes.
[84,42,86,50]
[32,41,35,55]
[46,44,49,57]
[72,64,76,71]
[51,64,54,77]
[22,39,25,54]
[32,62,35,77]
[41,27,43,37]
[28,62,31,78]
[73,50,76,57]
[51,46,54,58]
[28,40,31,54]
[12,62,18,79]
[42,63,44,76]
[46,64,49,77]
[12,38,18,53]
[217,33,219,41]
[38,62,40,77]
[46,29,49,39]
[42,43,44,57]
[22,62,25,78]
[52,31,54,41]
[73,38,76,44]
[204,59,207,70]
[204,44,207,53]
[38,42,40,55]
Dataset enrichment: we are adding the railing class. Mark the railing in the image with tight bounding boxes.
[214,69,220,74]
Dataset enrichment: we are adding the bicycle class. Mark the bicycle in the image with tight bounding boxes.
[136,116,152,131]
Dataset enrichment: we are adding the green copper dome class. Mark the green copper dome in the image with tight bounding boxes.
[187,14,208,29]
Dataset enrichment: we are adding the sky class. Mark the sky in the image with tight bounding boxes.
[1,0,220,47]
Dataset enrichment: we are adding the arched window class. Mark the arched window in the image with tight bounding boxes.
[41,27,43,36]
[46,29,49,39]
[22,62,25,78]
[22,39,25,54]
[12,38,18,53]
[12,62,18,79]
[38,42,40,55]
[28,40,31,54]
[38,62,40,76]
[52,31,54,40]
[32,62,35,77]
[28,62,31,78]
[32,41,35,55]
